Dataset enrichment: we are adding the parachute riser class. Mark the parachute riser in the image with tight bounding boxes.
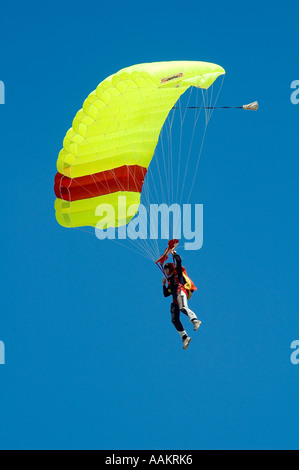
[155,261,172,283]
[155,239,180,281]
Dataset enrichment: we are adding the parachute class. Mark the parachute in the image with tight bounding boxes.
[54,61,225,230]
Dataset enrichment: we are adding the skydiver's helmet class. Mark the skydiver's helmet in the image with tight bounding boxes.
[164,263,174,275]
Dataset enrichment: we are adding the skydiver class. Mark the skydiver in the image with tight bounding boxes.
[162,249,201,350]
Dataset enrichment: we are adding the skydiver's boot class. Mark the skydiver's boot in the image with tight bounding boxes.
[182,336,191,350]
[192,319,201,331]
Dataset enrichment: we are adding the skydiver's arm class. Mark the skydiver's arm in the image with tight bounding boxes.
[173,252,182,278]
[163,285,172,297]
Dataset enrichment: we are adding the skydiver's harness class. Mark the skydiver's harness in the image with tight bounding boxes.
[169,261,195,301]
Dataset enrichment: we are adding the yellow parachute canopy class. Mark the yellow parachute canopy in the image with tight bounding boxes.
[54,61,225,228]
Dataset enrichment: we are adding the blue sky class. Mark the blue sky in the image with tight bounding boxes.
[0,0,298,450]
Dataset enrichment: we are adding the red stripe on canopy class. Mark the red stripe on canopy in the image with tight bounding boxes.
[54,165,147,202]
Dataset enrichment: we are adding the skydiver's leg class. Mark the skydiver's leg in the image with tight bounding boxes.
[170,302,188,341]
[177,290,198,323]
